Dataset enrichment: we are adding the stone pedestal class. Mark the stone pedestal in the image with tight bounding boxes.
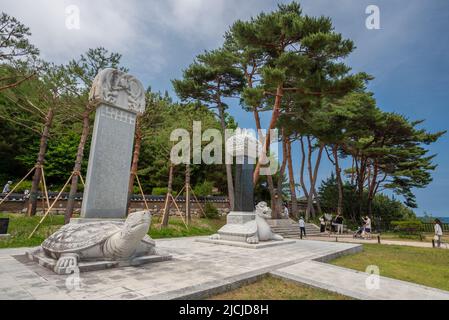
[214,211,257,242]
[208,130,284,245]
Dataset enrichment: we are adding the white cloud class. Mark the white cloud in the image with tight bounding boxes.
[0,0,440,89]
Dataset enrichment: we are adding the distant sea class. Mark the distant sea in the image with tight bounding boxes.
[418,216,449,223]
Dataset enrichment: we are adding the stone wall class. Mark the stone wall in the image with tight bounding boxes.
[0,193,230,216]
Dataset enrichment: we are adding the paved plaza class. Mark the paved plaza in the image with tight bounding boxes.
[1,237,448,300]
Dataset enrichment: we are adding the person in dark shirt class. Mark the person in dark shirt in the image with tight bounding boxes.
[335,214,344,234]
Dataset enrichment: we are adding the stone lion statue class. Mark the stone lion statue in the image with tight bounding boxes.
[252,202,283,242]
[255,201,273,219]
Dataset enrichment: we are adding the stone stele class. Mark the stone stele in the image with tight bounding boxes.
[80,68,146,220]
[205,130,284,245]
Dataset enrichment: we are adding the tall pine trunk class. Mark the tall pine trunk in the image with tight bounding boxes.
[286,139,298,218]
[333,145,344,216]
[127,116,142,214]
[218,104,235,210]
[305,142,324,221]
[253,84,283,184]
[273,135,288,219]
[299,136,314,217]
[27,108,54,216]
[185,163,191,224]
[161,161,174,227]
[65,108,90,223]
[367,160,379,217]
[253,109,276,211]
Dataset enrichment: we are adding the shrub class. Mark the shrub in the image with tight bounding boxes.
[10,180,33,193]
[203,202,220,219]
[152,187,168,196]
[193,181,214,196]
[391,220,423,234]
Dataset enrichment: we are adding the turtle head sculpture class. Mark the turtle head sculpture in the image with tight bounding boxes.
[121,210,151,241]
[40,210,156,275]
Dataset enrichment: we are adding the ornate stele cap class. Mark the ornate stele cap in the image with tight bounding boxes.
[89,68,146,114]
[225,128,261,160]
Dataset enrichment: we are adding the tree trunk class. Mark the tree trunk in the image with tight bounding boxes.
[218,104,234,210]
[27,108,54,216]
[253,84,283,184]
[305,143,324,221]
[299,136,314,218]
[314,188,323,215]
[299,136,309,199]
[333,145,344,216]
[305,136,314,219]
[253,109,276,210]
[127,116,142,214]
[367,160,378,217]
[185,163,191,225]
[357,156,367,217]
[161,161,174,227]
[272,135,288,219]
[65,108,90,223]
[286,139,298,218]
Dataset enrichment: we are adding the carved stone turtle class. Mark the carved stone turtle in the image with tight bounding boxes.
[41,211,156,274]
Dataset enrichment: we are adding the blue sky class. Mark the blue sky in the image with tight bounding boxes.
[2,0,448,216]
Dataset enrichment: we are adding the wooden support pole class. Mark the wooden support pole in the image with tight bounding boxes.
[28,173,73,239]
[189,186,206,218]
[78,172,85,187]
[169,193,188,229]
[40,167,50,210]
[135,174,149,211]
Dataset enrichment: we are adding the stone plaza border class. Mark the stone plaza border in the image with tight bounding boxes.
[26,248,172,273]
[195,237,296,249]
[145,241,363,300]
[1,238,364,300]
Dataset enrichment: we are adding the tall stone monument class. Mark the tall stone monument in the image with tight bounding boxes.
[80,68,145,220]
[204,129,285,245]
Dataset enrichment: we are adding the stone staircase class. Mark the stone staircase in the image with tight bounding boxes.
[266,219,321,238]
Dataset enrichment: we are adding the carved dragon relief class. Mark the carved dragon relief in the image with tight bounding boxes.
[89,68,146,114]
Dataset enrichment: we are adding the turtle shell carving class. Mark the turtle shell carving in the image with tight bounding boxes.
[42,221,123,254]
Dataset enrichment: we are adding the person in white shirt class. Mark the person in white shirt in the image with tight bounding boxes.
[434,219,443,248]
[319,216,325,233]
[363,216,372,239]
[283,203,289,219]
[298,217,306,239]
[2,181,12,194]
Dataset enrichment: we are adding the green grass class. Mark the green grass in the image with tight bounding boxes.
[380,232,449,243]
[149,215,225,239]
[331,244,449,291]
[0,213,65,248]
[0,213,225,249]
[209,275,351,300]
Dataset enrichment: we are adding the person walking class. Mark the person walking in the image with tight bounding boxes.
[298,216,306,239]
[434,219,443,248]
[319,216,326,233]
[283,203,289,219]
[335,214,344,235]
[2,181,12,194]
[362,216,372,239]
